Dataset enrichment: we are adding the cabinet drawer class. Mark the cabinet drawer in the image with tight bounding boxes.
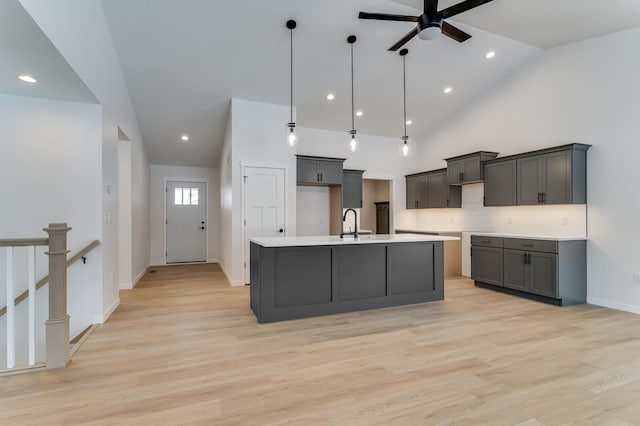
[503,238,557,253]
[471,235,503,248]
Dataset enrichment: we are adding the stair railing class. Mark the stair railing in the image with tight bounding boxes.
[0,223,71,372]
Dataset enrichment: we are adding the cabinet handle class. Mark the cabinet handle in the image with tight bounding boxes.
[446,199,449,207]
[542,192,546,203]
[480,240,491,244]
[523,253,527,264]
[317,173,320,182]
[521,244,534,247]
[528,254,532,264]
[459,172,463,181]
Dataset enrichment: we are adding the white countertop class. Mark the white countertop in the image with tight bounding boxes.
[470,232,587,241]
[396,229,463,234]
[251,233,460,248]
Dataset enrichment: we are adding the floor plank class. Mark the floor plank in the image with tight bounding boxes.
[2,263,640,425]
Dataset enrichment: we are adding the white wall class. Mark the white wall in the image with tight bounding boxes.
[415,27,640,313]
[21,0,150,318]
[296,186,330,236]
[149,165,220,266]
[219,108,233,282]
[0,94,103,364]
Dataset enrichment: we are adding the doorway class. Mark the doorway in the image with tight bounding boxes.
[361,179,392,234]
[166,180,207,263]
[243,166,286,284]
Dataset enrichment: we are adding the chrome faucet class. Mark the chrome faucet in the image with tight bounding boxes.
[340,208,358,239]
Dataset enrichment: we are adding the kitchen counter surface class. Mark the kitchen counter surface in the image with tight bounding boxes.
[251,233,459,248]
[396,229,463,234]
[471,232,587,241]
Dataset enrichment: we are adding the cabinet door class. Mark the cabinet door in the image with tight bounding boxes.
[342,171,363,208]
[417,175,429,208]
[427,171,448,208]
[503,249,527,291]
[542,151,572,204]
[406,176,420,209]
[447,160,464,185]
[297,159,318,184]
[317,160,343,185]
[484,160,516,206]
[462,157,481,182]
[529,252,558,298]
[471,246,503,286]
[517,155,543,205]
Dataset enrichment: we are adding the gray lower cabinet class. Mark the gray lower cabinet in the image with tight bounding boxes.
[296,155,345,185]
[342,169,364,209]
[250,241,444,323]
[471,235,586,306]
[484,160,517,206]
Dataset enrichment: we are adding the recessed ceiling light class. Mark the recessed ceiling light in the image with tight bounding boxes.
[444,87,453,94]
[485,51,496,59]
[356,110,363,117]
[18,75,37,83]
[326,93,335,101]
[406,120,412,125]
[181,135,189,142]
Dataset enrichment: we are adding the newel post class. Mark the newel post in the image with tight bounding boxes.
[44,223,72,369]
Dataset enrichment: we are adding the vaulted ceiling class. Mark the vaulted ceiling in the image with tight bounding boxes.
[4,1,640,168]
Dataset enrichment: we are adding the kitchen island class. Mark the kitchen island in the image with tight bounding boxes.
[249,234,459,323]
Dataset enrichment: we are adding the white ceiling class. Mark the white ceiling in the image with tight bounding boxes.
[0,1,96,104]
[393,0,640,48]
[3,1,639,168]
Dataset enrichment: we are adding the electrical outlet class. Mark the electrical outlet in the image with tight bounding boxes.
[634,273,640,285]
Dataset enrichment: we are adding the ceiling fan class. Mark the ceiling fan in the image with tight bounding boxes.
[359,0,495,51]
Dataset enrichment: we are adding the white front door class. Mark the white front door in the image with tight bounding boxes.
[166,181,206,263]
[244,167,285,283]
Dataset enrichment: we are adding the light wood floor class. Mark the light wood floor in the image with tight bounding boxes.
[2,264,640,425]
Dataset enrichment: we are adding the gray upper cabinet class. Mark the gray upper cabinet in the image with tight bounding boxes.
[342,169,364,209]
[484,160,517,206]
[484,143,589,206]
[518,149,586,205]
[405,174,428,209]
[445,151,499,185]
[406,169,461,209]
[296,155,345,185]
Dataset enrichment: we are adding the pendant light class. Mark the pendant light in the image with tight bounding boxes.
[286,19,297,147]
[347,35,357,152]
[400,48,410,157]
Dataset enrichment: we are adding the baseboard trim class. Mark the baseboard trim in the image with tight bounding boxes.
[92,297,120,324]
[587,296,640,315]
[132,266,148,289]
[219,261,244,287]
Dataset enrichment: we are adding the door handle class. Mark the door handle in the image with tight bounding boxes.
[278,228,284,233]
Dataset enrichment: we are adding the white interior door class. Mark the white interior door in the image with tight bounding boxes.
[166,181,206,263]
[244,167,285,283]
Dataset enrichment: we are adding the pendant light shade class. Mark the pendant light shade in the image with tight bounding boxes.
[400,48,410,157]
[347,35,357,152]
[286,19,297,147]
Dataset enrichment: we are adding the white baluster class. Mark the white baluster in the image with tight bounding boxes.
[6,247,15,369]
[28,246,36,366]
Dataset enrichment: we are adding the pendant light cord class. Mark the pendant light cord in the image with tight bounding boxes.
[351,42,355,131]
[290,28,293,123]
[403,55,407,137]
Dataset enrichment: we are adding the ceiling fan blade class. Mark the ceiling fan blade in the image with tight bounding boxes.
[359,12,418,22]
[388,27,419,51]
[439,0,495,19]
[441,21,472,43]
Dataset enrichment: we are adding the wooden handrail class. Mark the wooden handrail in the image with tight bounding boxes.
[0,240,101,317]
[0,238,48,247]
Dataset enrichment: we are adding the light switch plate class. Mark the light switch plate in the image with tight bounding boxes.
[634,273,640,285]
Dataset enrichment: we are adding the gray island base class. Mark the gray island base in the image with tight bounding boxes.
[249,234,458,323]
